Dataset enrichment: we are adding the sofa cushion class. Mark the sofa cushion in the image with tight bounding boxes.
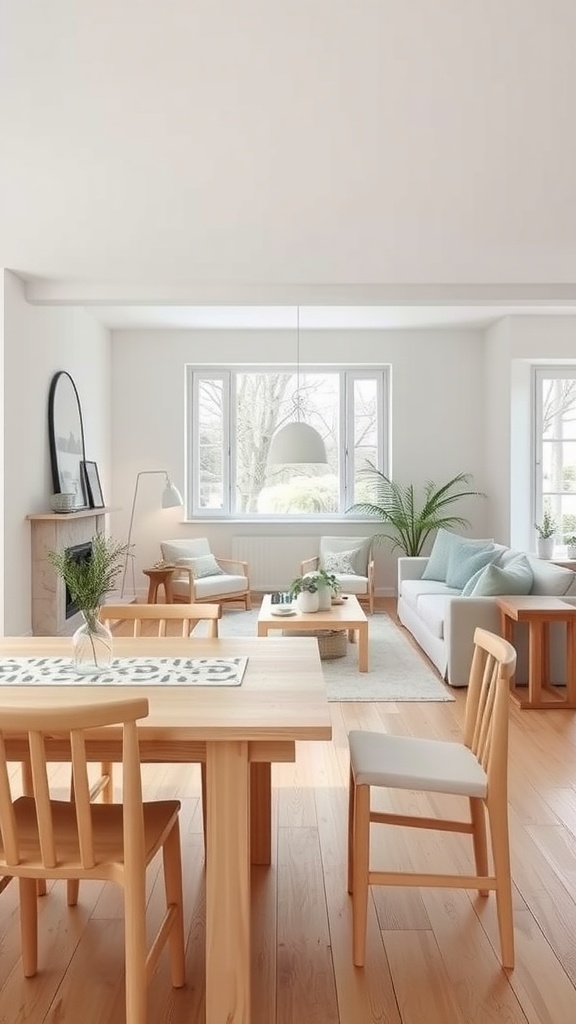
[401,578,461,613]
[416,594,454,640]
[178,554,225,578]
[445,542,499,589]
[322,548,362,575]
[462,555,533,597]
[526,556,576,596]
[422,529,493,582]
[161,538,211,562]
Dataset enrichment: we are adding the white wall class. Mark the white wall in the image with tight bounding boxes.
[111,326,490,595]
[2,271,112,635]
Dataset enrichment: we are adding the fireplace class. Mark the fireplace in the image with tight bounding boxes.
[64,541,93,619]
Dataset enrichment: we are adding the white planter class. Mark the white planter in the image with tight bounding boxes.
[316,585,332,611]
[567,546,576,559]
[536,537,554,559]
[297,590,319,613]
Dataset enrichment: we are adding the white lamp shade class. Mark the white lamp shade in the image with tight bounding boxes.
[267,422,328,465]
[162,480,184,508]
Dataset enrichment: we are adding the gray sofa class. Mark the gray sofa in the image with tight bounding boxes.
[397,538,576,687]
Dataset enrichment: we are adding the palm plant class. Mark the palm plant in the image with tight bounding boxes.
[347,463,484,556]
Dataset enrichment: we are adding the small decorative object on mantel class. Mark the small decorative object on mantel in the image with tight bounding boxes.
[535,509,557,559]
[47,534,129,674]
[81,459,105,508]
[50,492,76,513]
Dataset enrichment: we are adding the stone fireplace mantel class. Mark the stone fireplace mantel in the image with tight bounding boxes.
[27,508,117,635]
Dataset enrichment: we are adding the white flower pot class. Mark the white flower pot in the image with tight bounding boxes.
[297,591,319,613]
[536,537,554,559]
[316,585,332,611]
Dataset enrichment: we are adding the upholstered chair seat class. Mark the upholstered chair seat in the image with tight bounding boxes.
[160,538,251,609]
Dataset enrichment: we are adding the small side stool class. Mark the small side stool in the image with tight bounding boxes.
[142,566,176,604]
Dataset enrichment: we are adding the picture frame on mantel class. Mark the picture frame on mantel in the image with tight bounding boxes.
[81,459,105,508]
[48,370,88,509]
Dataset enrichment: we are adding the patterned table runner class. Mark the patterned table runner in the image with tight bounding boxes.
[0,656,248,687]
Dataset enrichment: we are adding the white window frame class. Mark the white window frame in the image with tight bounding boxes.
[186,364,390,520]
[533,364,576,532]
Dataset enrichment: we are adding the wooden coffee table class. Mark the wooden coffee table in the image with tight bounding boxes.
[257,593,369,671]
[496,595,576,709]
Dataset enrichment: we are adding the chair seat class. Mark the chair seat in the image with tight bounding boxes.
[3,797,180,872]
[333,573,369,596]
[348,730,488,798]
[172,574,248,600]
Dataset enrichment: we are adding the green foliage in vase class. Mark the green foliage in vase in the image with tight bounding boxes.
[289,574,319,596]
[347,462,485,557]
[48,534,129,613]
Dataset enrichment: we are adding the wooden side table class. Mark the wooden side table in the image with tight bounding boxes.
[496,595,576,709]
[142,566,176,604]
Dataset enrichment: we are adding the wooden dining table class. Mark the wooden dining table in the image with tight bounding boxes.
[0,634,332,1024]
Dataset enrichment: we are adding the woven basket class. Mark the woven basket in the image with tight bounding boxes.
[285,628,348,660]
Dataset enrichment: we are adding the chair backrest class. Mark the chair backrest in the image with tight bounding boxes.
[0,698,148,874]
[161,538,212,563]
[319,536,373,575]
[100,602,221,637]
[463,627,517,790]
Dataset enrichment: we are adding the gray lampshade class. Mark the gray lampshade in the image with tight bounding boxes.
[267,422,328,465]
[161,479,184,508]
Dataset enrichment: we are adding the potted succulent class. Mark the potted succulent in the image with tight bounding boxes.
[534,510,557,559]
[289,573,320,613]
[48,533,129,673]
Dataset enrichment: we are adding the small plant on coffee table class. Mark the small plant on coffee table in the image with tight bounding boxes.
[289,574,319,597]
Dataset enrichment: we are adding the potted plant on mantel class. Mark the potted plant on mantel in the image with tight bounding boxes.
[534,510,557,559]
[346,462,485,556]
[48,533,129,674]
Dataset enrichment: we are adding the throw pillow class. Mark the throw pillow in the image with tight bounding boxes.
[178,554,225,578]
[422,529,493,583]
[464,555,533,597]
[445,541,498,590]
[322,548,362,575]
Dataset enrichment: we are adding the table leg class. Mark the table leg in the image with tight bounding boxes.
[163,576,174,603]
[250,762,271,865]
[528,620,544,705]
[257,622,268,637]
[357,623,369,672]
[147,579,157,603]
[566,620,576,705]
[206,740,250,1024]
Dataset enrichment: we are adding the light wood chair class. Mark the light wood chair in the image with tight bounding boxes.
[301,535,375,614]
[0,698,185,1024]
[100,601,222,638]
[347,626,517,969]
[160,538,252,610]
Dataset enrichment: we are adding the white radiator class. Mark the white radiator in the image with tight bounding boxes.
[232,536,317,592]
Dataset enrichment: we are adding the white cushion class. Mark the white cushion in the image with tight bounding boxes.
[416,594,454,639]
[319,536,372,575]
[400,579,460,613]
[331,573,368,596]
[526,555,576,596]
[348,730,487,797]
[161,538,211,562]
[172,574,248,600]
[322,549,361,575]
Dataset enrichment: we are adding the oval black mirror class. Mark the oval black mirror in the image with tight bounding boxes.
[48,371,88,508]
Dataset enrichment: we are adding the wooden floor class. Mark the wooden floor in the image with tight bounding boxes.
[2,599,576,1023]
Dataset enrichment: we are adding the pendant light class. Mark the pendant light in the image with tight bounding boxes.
[267,307,328,465]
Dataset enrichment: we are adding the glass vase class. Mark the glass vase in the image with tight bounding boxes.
[73,608,113,675]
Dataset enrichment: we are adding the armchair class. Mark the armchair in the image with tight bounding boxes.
[160,538,251,610]
[301,535,375,614]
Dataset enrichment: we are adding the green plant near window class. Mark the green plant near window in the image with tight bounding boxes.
[534,510,557,539]
[347,462,485,557]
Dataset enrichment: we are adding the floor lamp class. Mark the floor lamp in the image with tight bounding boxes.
[120,470,184,599]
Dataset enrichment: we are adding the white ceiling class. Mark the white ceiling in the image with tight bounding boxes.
[3,2,576,306]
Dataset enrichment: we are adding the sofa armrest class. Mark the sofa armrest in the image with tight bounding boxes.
[444,596,503,687]
[397,557,428,588]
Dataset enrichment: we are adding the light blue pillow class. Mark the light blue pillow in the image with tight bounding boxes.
[464,555,533,597]
[422,529,493,583]
[445,541,498,589]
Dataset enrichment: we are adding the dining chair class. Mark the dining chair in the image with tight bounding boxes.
[100,601,222,638]
[0,697,185,1024]
[347,626,517,969]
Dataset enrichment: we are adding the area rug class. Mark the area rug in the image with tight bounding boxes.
[196,609,455,702]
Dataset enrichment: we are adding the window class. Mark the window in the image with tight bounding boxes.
[187,366,389,518]
[534,367,576,544]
